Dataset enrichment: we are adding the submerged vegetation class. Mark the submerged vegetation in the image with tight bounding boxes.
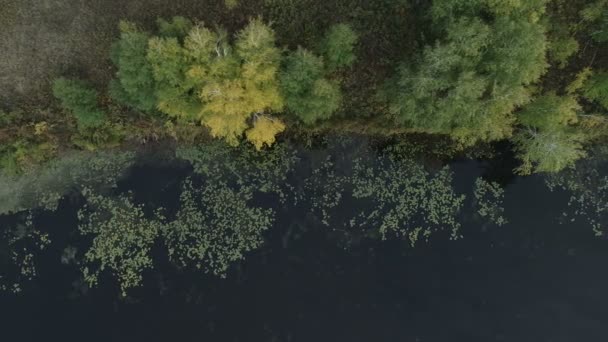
[1,0,608,296]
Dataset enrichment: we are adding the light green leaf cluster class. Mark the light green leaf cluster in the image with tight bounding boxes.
[320,23,358,71]
[280,48,342,124]
[580,0,608,42]
[78,189,164,296]
[583,71,608,110]
[52,78,106,129]
[162,179,273,275]
[473,178,507,226]
[390,0,548,144]
[350,156,465,244]
[147,35,202,119]
[306,148,465,245]
[514,128,586,175]
[514,93,586,174]
[176,142,298,202]
[77,174,277,295]
[109,21,157,112]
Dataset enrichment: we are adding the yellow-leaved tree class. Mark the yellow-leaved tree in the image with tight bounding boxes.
[144,18,285,147]
[186,19,284,146]
[246,115,286,150]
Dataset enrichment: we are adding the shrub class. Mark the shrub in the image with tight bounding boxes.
[320,23,358,71]
[280,48,341,124]
[52,78,106,129]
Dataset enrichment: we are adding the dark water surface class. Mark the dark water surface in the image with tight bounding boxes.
[1,159,608,342]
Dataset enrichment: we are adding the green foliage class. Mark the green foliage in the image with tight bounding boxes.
[70,122,125,151]
[583,71,608,110]
[224,0,239,9]
[0,139,57,175]
[110,21,157,112]
[430,0,548,21]
[0,109,22,127]
[147,35,201,119]
[320,23,358,71]
[514,93,586,174]
[176,142,298,202]
[580,0,608,42]
[518,93,580,129]
[306,146,465,245]
[388,1,548,144]
[548,35,579,69]
[473,178,507,226]
[162,178,273,275]
[156,16,193,39]
[545,0,583,69]
[280,48,341,124]
[514,93,590,174]
[514,127,586,174]
[566,68,593,95]
[0,151,135,215]
[52,78,106,129]
[78,189,164,296]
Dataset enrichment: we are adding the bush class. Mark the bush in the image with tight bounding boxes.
[52,78,106,129]
[109,21,157,112]
[280,48,341,124]
[320,23,358,71]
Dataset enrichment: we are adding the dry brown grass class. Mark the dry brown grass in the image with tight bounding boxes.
[0,0,264,108]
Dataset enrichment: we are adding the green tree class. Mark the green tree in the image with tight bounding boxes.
[280,48,341,124]
[147,36,201,119]
[388,1,548,144]
[580,0,608,42]
[514,128,587,174]
[518,93,580,129]
[156,16,193,39]
[52,78,106,129]
[583,71,608,110]
[109,21,157,112]
[320,23,358,71]
[514,94,587,174]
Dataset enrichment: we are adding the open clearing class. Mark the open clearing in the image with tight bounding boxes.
[0,0,264,107]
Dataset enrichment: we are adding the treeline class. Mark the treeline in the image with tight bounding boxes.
[0,0,607,176]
